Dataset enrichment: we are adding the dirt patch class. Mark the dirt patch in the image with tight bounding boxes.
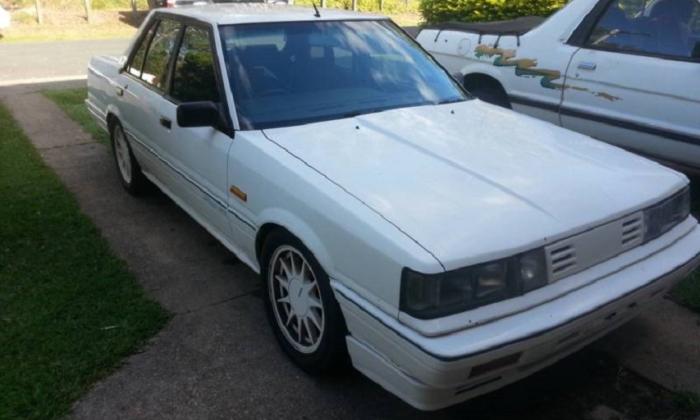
[1,9,141,42]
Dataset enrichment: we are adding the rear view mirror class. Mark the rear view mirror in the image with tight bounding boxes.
[177,101,222,129]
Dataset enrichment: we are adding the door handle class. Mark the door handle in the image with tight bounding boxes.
[577,62,597,71]
[159,117,172,129]
[113,82,127,97]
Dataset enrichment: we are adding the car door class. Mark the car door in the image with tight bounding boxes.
[116,19,160,174]
[561,0,700,168]
[120,17,184,188]
[165,23,235,241]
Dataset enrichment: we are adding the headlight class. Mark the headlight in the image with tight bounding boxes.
[400,249,548,319]
[644,186,690,243]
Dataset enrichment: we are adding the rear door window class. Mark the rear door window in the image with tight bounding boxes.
[127,23,158,77]
[141,19,183,91]
[171,26,220,103]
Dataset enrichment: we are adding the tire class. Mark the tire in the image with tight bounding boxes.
[261,229,349,374]
[110,122,151,196]
[464,77,512,109]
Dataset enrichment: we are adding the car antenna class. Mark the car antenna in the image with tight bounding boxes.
[312,1,321,18]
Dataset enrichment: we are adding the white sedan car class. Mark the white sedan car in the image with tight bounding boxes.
[417,0,700,171]
[87,4,700,410]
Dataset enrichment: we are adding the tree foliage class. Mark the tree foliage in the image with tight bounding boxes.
[419,0,567,24]
[294,0,418,14]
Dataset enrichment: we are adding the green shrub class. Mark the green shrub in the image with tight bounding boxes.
[419,0,566,24]
[294,0,418,14]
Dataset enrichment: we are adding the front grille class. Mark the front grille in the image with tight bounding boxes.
[545,211,645,282]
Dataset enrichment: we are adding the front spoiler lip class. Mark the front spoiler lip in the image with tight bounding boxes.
[333,247,700,363]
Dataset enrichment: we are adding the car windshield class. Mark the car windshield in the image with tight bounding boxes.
[220,20,468,130]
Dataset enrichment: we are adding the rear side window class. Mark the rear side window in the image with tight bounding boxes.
[128,23,158,77]
[586,0,700,60]
[171,26,220,103]
[141,19,183,90]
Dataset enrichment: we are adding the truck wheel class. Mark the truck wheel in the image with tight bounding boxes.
[110,122,151,196]
[261,229,349,374]
[464,77,512,109]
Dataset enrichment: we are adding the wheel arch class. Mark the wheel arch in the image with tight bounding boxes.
[255,209,334,276]
[105,105,124,133]
[463,73,508,94]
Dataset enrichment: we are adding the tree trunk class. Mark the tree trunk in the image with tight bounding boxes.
[34,0,43,24]
[321,0,326,7]
[131,0,137,14]
[351,0,357,11]
[379,0,383,10]
[83,0,92,24]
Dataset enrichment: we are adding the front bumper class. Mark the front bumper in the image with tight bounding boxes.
[334,221,700,411]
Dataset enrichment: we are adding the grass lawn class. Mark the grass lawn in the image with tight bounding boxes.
[44,88,109,144]
[0,102,169,419]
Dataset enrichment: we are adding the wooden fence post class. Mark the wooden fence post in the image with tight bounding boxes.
[34,0,43,24]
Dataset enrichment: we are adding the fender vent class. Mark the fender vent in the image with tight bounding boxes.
[549,244,577,277]
[621,214,643,248]
[545,211,646,283]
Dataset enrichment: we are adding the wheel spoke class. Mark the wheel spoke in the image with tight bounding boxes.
[308,295,322,309]
[289,253,297,276]
[285,311,294,327]
[309,309,322,331]
[279,259,291,277]
[296,317,303,343]
[275,275,289,290]
[277,296,290,304]
[300,262,308,281]
[303,317,314,343]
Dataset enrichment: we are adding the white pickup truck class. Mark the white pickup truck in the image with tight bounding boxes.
[87,3,700,411]
[417,0,700,171]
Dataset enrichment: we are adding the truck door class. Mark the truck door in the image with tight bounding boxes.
[562,0,700,168]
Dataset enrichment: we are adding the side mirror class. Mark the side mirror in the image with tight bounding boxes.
[177,101,222,129]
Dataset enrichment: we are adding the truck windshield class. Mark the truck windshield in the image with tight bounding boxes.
[220,20,468,130]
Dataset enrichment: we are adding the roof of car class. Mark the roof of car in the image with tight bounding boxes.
[159,3,386,25]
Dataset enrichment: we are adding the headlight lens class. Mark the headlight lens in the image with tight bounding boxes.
[400,249,548,319]
[644,187,690,243]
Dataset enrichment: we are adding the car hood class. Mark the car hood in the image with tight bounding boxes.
[263,100,686,270]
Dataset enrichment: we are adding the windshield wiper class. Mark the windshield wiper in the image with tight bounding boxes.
[437,97,467,105]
